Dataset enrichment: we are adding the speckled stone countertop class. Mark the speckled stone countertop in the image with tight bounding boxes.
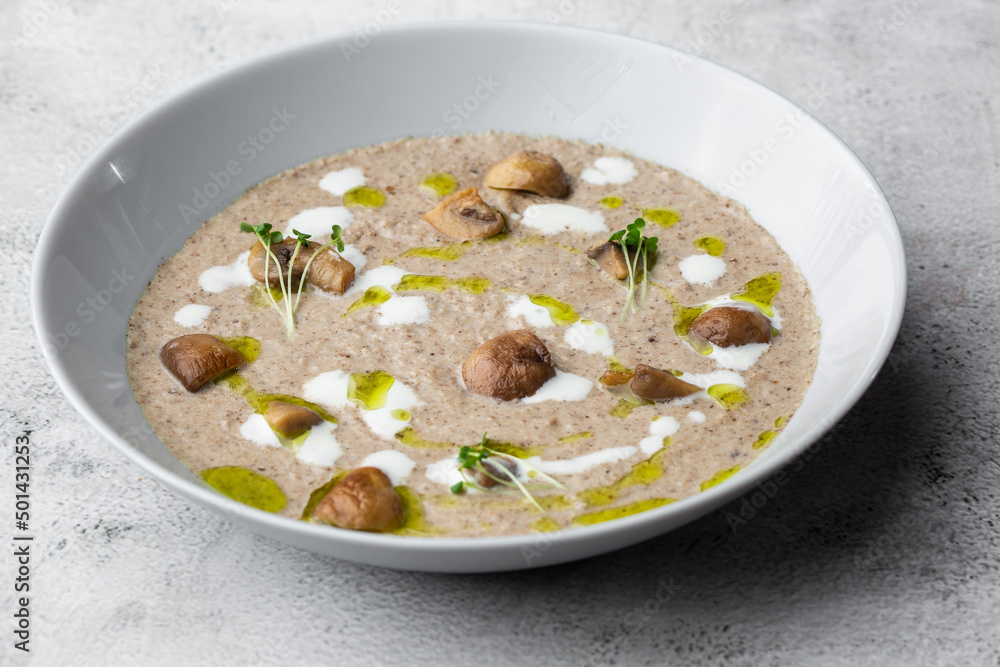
[3,1,999,665]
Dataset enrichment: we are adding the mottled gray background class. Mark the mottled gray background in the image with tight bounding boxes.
[3,0,998,665]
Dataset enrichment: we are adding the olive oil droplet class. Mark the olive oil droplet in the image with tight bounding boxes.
[419,173,458,197]
[200,466,286,513]
[641,207,680,228]
[694,235,726,256]
[700,465,741,491]
[347,371,395,410]
[343,186,386,208]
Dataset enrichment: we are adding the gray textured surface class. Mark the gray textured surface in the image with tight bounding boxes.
[3,0,999,665]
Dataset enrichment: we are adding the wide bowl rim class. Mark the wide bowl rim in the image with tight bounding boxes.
[31,20,906,568]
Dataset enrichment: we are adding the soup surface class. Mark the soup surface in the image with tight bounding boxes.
[125,133,820,536]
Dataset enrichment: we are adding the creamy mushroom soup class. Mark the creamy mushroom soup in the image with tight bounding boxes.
[125,133,819,537]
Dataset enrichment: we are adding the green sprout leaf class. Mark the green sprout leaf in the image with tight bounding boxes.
[292,228,312,246]
[330,224,345,252]
[450,482,465,494]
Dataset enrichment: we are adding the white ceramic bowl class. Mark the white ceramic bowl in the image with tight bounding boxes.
[32,22,905,572]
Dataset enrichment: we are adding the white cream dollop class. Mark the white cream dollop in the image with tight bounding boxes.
[296,425,343,468]
[377,296,430,325]
[284,206,354,239]
[638,416,681,455]
[239,414,281,447]
[522,370,592,404]
[526,446,637,476]
[520,204,606,235]
[319,167,366,196]
[345,265,408,296]
[343,266,429,326]
[199,251,255,293]
[580,157,637,185]
[425,457,466,488]
[303,370,420,441]
[507,295,556,328]
[173,304,213,327]
[706,343,770,372]
[564,320,614,356]
[361,450,416,485]
[679,254,727,285]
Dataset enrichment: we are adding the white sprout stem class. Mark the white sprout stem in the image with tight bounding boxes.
[510,455,567,490]
[265,243,293,338]
[283,241,304,337]
[639,243,649,308]
[259,235,285,322]
[491,461,544,512]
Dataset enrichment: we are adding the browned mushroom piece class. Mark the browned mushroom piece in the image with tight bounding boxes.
[159,334,247,392]
[631,364,701,401]
[586,241,630,280]
[689,306,772,348]
[462,330,556,401]
[421,187,505,239]
[484,150,569,198]
[247,237,303,287]
[312,467,402,532]
[472,457,518,489]
[264,401,322,438]
[302,246,356,294]
[600,370,635,387]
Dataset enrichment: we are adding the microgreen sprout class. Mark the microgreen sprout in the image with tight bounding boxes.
[449,432,565,512]
[239,221,345,338]
[608,217,658,320]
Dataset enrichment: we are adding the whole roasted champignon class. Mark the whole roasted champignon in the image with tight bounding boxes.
[248,237,355,294]
[586,241,630,280]
[689,306,771,348]
[421,187,505,240]
[302,245,356,294]
[312,467,402,532]
[159,334,248,392]
[462,330,556,401]
[630,364,701,401]
[247,237,303,287]
[600,364,701,401]
[264,402,322,438]
[484,150,569,199]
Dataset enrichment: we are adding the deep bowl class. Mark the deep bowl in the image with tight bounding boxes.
[31,22,905,572]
